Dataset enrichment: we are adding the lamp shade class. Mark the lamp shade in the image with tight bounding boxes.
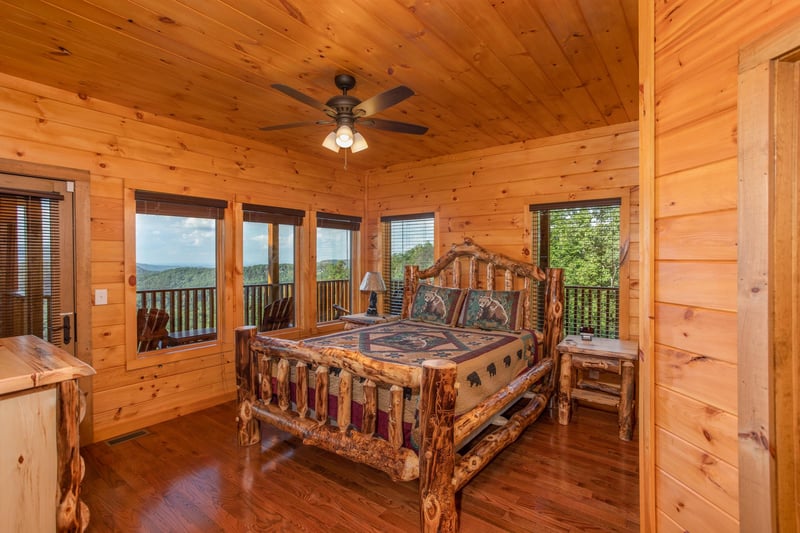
[351,132,368,153]
[335,124,354,148]
[359,271,386,292]
[322,131,340,152]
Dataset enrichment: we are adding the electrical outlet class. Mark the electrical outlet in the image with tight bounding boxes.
[95,288,108,305]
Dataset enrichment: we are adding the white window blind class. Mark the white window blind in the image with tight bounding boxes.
[381,213,434,315]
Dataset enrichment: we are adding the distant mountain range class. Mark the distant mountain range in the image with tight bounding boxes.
[136,264,296,290]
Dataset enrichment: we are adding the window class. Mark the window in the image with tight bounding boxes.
[531,199,621,338]
[135,191,225,352]
[242,204,303,331]
[0,188,63,344]
[316,212,360,323]
[381,213,435,315]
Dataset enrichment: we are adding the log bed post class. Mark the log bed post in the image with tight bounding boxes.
[419,359,458,533]
[543,268,565,389]
[236,326,261,446]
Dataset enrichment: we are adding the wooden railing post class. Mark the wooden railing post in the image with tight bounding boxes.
[235,326,260,446]
[419,359,458,533]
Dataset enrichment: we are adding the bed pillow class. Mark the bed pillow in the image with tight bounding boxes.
[459,289,525,332]
[408,284,466,327]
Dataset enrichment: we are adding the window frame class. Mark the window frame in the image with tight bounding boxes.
[315,211,361,328]
[528,190,630,340]
[380,212,436,316]
[125,187,232,369]
[241,203,304,333]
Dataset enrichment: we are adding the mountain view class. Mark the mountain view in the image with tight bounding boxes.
[136,264,297,290]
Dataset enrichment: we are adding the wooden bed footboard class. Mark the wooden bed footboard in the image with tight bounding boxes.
[235,239,564,532]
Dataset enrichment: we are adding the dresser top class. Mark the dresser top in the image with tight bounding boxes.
[0,335,95,395]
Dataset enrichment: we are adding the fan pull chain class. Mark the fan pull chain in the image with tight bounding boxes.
[344,147,348,170]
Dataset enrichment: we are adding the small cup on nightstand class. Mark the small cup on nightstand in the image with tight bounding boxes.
[579,325,594,341]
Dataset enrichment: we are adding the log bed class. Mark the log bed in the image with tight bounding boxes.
[235,238,564,532]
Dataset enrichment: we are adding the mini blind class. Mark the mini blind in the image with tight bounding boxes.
[242,204,304,226]
[316,212,361,231]
[381,213,434,315]
[0,188,63,344]
[136,190,226,218]
[530,198,621,338]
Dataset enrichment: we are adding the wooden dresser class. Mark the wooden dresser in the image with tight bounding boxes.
[0,335,95,532]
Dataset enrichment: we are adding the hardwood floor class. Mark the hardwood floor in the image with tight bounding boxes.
[81,402,639,532]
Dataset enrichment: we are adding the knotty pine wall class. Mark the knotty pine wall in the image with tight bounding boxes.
[648,1,800,530]
[364,121,639,341]
[0,73,364,443]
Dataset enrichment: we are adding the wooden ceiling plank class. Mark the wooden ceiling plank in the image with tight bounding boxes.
[535,0,629,124]
[577,0,639,120]
[400,0,562,138]
[51,0,281,91]
[440,0,589,134]
[0,4,264,116]
[493,0,608,130]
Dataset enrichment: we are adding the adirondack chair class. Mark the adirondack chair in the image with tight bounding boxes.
[137,307,170,352]
[259,297,294,331]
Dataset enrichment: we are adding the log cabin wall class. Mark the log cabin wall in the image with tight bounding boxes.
[364,121,639,341]
[0,72,364,443]
[645,1,800,530]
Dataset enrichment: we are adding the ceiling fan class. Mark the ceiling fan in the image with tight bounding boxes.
[260,74,428,153]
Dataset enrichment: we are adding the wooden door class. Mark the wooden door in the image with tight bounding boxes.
[0,174,75,355]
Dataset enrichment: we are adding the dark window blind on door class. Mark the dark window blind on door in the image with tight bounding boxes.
[0,188,63,344]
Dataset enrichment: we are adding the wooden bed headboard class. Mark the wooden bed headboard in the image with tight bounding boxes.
[401,238,564,361]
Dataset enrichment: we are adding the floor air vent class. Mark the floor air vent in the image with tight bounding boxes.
[106,429,149,446]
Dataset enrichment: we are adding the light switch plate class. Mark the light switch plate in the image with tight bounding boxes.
[95,288,108,305]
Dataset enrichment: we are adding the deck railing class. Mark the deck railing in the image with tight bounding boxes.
[561,285,619,339]
[137,287,217,332]
[139,282,616,338]
[316,279,351,323]
[138,279,352,334]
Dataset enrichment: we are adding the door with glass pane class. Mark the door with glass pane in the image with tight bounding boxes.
[0,174,75,354]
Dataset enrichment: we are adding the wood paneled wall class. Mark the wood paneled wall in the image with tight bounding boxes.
[646,1,800,530]
[0,72,363,442]
[364,121,639,340]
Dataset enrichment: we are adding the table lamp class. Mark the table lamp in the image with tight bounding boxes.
[359,272,387,316]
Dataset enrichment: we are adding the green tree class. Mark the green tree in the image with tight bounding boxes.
[390,241,434,280]
[317,260,350,281]
[549,207,619,287]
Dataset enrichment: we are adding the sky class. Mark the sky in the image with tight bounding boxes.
[136,215,350,267]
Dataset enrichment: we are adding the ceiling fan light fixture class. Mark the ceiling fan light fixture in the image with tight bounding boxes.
[335,124,354,148]
[351,132,368,153]
[322,131,340,152]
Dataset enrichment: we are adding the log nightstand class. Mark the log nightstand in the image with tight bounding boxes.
[340,313,401,330]
[556,334,638,441]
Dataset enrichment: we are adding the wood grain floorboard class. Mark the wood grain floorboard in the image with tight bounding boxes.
[81,401,639,532]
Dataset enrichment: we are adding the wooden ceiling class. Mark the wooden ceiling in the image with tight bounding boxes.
[0,0,638,171]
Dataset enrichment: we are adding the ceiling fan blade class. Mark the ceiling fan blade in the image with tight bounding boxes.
[259,120,334,131]
[360,118,428,135]
[353,86,415,117]
[272,84,337,117]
